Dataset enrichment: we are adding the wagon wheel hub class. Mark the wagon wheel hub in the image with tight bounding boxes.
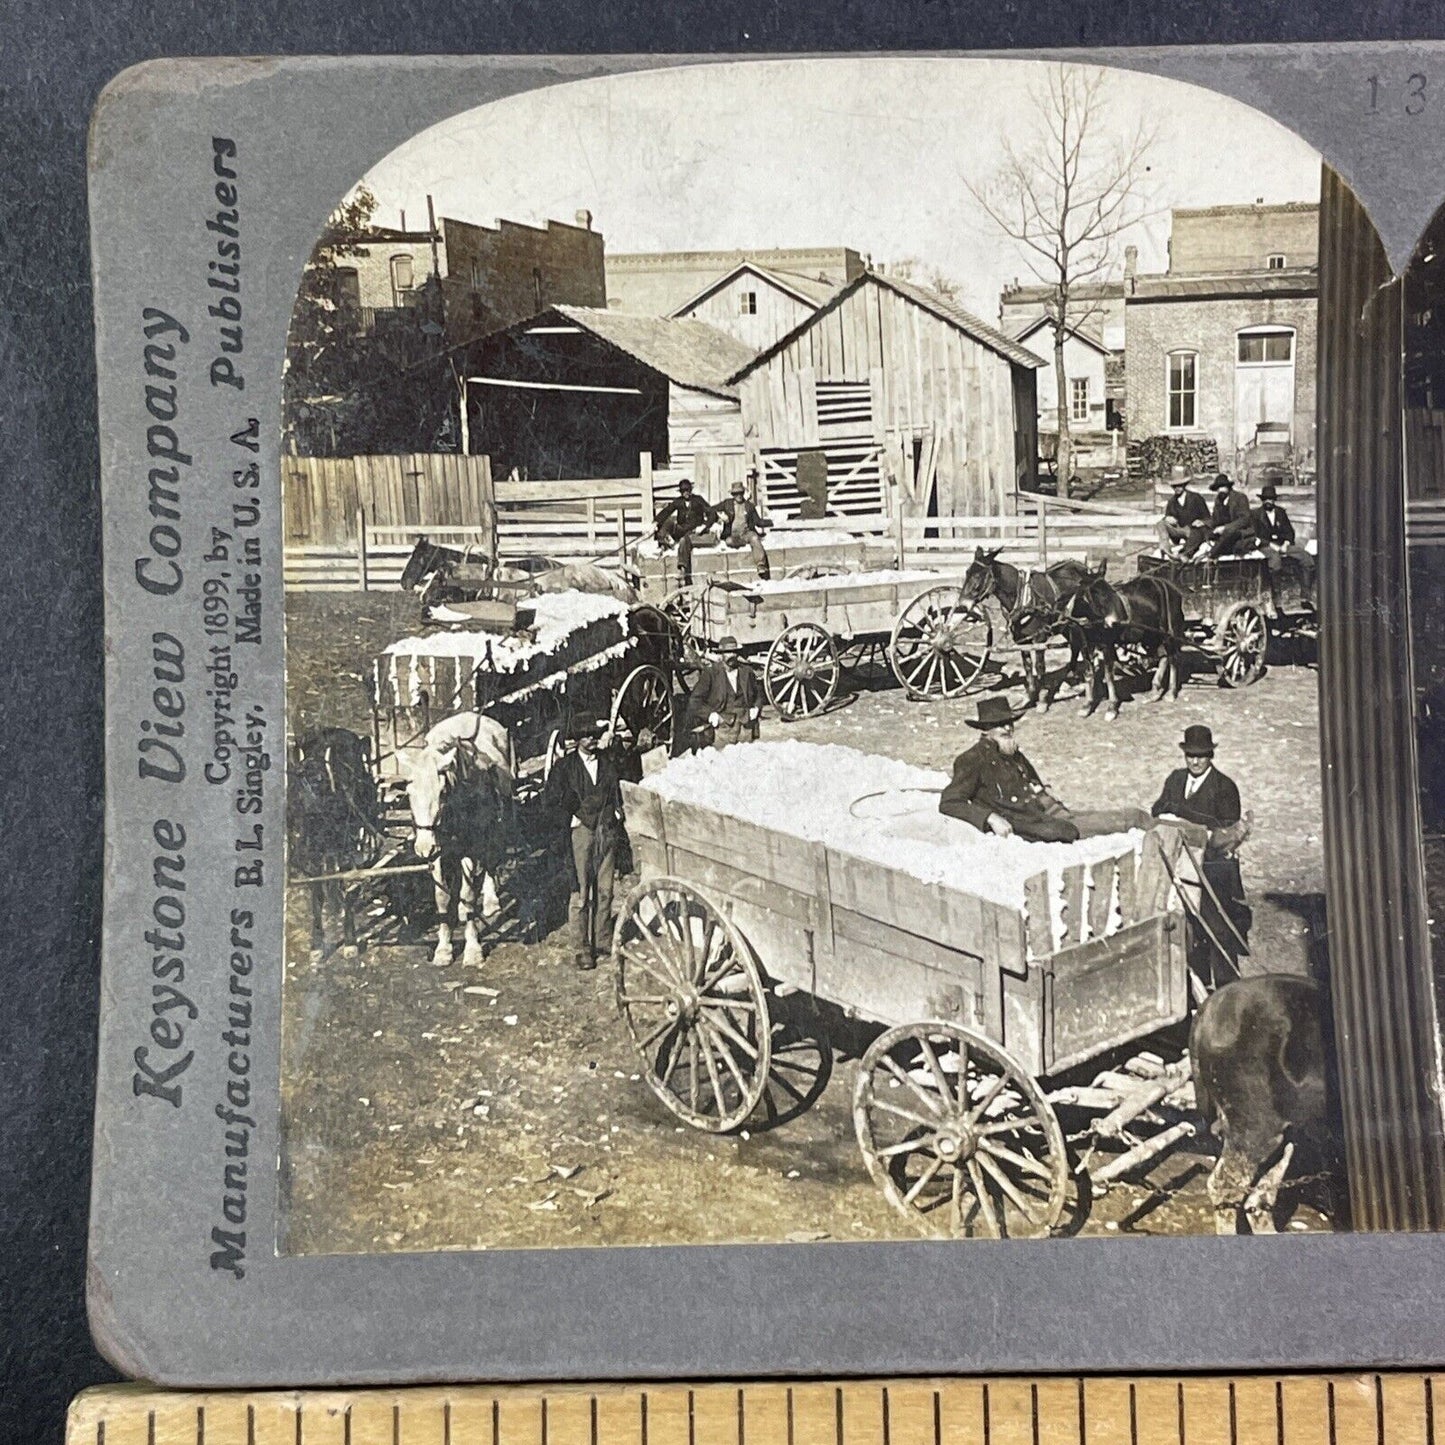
[668,984,703,1021]
[933,1121,975,1163]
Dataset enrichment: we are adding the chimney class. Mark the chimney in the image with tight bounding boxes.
[1124,245,1138,295]
[575,209,593,230]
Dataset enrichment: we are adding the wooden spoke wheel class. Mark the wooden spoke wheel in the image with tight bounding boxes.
[614,877,772,1133]
[887,586,992,699]
[752,1008,833,1133]
[662,586,703,637]
[854,1021,1068,1239]
[1216,601,1268,688]
[610,663,675,756]
[765,622,840,719]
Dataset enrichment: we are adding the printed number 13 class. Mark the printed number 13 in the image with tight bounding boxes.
[1368,73,1429,115]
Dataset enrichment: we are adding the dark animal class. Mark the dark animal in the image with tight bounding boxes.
[287,728,381,959]
[1067,571,1187,719]
[1190,974,1331,1233]
[959,547,1096,711]
[400,536,498,612]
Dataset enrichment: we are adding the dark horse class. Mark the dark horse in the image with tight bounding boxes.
[400,536,504,616]
[959,547,1095,711]
[287,727,381,959]
[1066,571,1187,719]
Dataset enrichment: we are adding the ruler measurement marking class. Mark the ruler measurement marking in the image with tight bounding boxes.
[1277,1383,1285,1445]
[444,1402,451,1445]
[1327,1382,1337,1445]
[1129,1383,1138,1445]
[544,1397,552,1445]
[248,1404,256,1445]
[691,1393,698,1445]
[931,1390,940,1445]
[881,1387,890,1445]
[786,1390,793,1445]
[982,1384,991,1445]
[392,1403,401,1445]
[1075,1380,1084,1445]
[638,1395,645,1445]
[1428,1379,1437,1445]
[1231,1382,1239,1445]
[740,1390,747,1445]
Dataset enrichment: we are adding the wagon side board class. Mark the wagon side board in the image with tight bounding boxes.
[623,787,1191,1084]
[634,536,886,597]
[701,573,957,646]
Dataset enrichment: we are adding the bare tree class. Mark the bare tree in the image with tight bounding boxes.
[968,65,1156,483]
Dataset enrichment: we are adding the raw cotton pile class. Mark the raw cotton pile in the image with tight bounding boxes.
[633,529,859,560]
[739,568,940,597]
[641,740,1143,928]
[374,593,632,708]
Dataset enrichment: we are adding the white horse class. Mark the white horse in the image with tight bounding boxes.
[402,712,515,968]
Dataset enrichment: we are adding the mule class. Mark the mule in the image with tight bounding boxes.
[404,713,515,968]
[1190,974,1333,1234]
[1067,571,1187,720]
[287,727,380,961]
[959,547,1095,710]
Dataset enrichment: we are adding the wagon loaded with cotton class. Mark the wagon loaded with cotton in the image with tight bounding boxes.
[614,740,1206,1239]
[367,591,680,784]
[680,569,996,718]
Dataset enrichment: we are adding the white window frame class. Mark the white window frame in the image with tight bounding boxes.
[1070,376,1090,424]
[1267,253,1287,270]
[738,289,758,316]
[1166,349,1199,431]
[389,252,415,304]
[1236,324,1296,366]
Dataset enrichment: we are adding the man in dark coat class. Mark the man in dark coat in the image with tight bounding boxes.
[939,697,1149,843]
[545,718,627,970]
[714,475,771,578]
[1252,482,1315,590]
[688,636,762,750]
[1156,473,1210,558]
[653,477,718,586]
[1151,724,1252,983]
[1207,473,1255,558]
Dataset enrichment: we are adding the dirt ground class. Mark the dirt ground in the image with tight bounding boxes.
[279,591,1336,1255]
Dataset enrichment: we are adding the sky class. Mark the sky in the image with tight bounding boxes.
[358,58,1323,322]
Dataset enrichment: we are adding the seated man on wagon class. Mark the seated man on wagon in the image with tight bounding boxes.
[688,636,763,751]
[1252,482,1316,596]
[1206,473,1256,559]
[939,697,1150,843]
[1156,472,1211,559]
[653,477,718,587]
[713,473,772,580]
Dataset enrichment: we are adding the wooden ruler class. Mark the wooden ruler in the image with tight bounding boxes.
[67,1376,1440,1445]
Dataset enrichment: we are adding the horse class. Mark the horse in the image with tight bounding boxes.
[1190,974,1334,1233]
[287,727,381,961]
[1066,570,1187,720]
[958,547,1095,711]
[402,713,516,968]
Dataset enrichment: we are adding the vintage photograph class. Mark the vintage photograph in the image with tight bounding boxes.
[278,58,1339,1251]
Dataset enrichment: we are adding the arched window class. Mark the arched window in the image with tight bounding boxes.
[389,252,415,305]
[1166,350,1198,430]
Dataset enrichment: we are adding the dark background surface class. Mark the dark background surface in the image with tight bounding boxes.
[3,3,1442,1442]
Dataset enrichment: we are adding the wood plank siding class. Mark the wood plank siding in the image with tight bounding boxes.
[666,384,748,499]
[736,274,1036,516]
[673,270,820,352]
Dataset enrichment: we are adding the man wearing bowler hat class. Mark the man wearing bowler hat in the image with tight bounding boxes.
[688,636,762,750]
[1152,724,1253,981]
[1207,473,1255,558]
[940,697,1149,843]
[714,472,772,579]
[545,717,627,970]
[1252,481,1315,594]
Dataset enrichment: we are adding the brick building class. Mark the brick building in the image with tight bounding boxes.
[1124,203,1319,477]
[335,210,606,347]
[997,278,1127,352]
[606,245,863,316]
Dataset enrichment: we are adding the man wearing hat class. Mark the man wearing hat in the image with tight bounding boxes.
[1155,472,1211,559]
[1152,725,1252,980]
[939,698,1149,843]
[1252,482,1315,591]
[653,477,719,587]
[713,472,772,579]
[1206,473,1254,558]
[545,718,627,970]
[688,636,763,750]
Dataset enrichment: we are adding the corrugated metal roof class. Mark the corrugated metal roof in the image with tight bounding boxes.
[1126,268,1319,302]
[730,271,1043,382]
[550,306,757,398]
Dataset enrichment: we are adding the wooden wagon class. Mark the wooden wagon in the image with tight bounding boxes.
[687,570,995,718]
[615,755,1201,1239]
[1137,550,1316,687]
[367,592,678,785]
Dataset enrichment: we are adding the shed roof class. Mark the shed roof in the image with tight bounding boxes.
[730,271,1044,383]
[1125,268,1319,303]
[549,306,758,398]
[669,261,836,318]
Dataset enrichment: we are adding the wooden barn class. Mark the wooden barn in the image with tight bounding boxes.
[729,271,1043,516]
[439,306,757,493]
